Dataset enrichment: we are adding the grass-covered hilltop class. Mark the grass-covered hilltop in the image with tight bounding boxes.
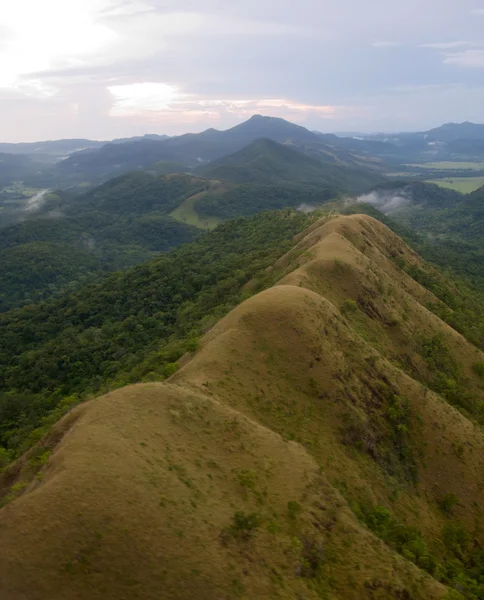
[1,208,484,600]
[2,115,484,599]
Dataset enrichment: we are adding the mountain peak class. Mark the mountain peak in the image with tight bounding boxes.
[227,114,318,143]
[425,120,484,142]
[246,114,285,123]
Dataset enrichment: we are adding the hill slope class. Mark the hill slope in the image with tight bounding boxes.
[1,214,483,599]
[196,138,383,192]
[425,121,484,142]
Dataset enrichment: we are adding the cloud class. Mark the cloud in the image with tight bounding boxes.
[108,82,184,115]
[106,84,356,126]
[371,41,401,48]
[0,0,119,88]
[1,0,484,140]
[470,8,484,14]
[443,49,484,68]
[356,190,411,215]
[420,41,475,49]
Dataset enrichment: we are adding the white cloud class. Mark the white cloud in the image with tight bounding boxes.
[105,84,356,126]
[1,0,484,141]
[0,0,119,88]
[108,82,185,115]
[100,1,155,18]
[444,49,484,67]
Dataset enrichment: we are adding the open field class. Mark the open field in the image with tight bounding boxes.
[170,191,221,229]
[425,176,484,193]
[385,172,420,178]
[1,182,43,197]
[407,161,484,170]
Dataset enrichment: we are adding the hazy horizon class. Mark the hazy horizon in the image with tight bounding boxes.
[1,114,483,145]
[1,0,484,142]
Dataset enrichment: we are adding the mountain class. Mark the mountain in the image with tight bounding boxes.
[195,138,384,191]
[190,139,384,219]
[340,122,484,145]
[111,133,170,144]
[163,114,320,161]
[0,153,41,187]
[330,121,484,164]
[0,139,106,157]
[51,139,178,184]
[424,121,484,142]
[50,115,388,186]
[225,113,319,143]
[51,115,321,185]
[0,136,170,157]
[4,119,484,192]
[1,213,483,599]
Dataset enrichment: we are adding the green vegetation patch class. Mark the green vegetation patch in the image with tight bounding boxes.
[411,162,484,171]
[0,211,313,460]
[170,191,221,229]
[355,502,484,600]
[425,177,484,194]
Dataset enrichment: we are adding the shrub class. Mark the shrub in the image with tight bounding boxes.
[287,500,302,520]
[341,299,358,315]
[438,493,459,516]
[229,511,261,539]
[472,362,484,378]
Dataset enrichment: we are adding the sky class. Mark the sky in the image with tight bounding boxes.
[1,0,484,141]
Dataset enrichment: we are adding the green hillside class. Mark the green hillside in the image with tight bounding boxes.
[1,213,484,599]
[0,210,313,455]
[0,150,383,311]
[196,138,384,191]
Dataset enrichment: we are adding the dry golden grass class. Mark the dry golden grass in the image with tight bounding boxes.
[1,214,483,599]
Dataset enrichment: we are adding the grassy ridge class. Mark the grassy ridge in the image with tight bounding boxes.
[0,214,484,599]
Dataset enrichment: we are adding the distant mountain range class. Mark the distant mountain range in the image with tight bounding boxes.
[0,134,171,157]
[333,121,484,142]
[332,121,484,162]
[2,116,484,191]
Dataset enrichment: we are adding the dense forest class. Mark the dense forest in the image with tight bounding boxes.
[196,183,335,218]
[0,173,210,310]
[361,182,484,286]
[0,211,313,461]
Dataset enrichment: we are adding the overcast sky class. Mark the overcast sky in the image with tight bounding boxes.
[1,0,484,141]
